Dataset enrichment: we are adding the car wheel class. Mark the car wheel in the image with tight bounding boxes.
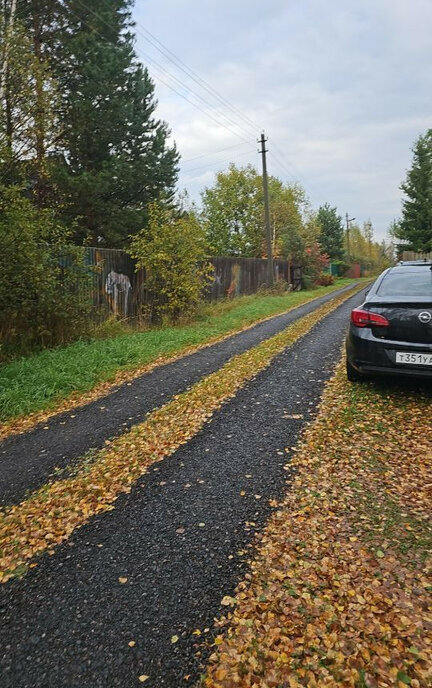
[346,359,364,382]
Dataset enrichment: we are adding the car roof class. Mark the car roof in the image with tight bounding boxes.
[396,260,432,267]
[388,262,432,274]
[369,261,431,287]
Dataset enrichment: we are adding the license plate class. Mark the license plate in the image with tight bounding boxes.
[395,352,432,366]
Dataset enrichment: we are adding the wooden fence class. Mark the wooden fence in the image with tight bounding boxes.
[206,256,301,301]
[79,248,301,320]
[401,251,432,261]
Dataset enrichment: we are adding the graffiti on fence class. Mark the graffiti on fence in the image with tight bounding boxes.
[78,249,302,320]
[226,263,241,298]
[84,248,136,318]
[105,270,132,316]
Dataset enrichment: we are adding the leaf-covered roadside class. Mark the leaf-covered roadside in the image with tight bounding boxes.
[204,366,431,688]
[0,285,365,583]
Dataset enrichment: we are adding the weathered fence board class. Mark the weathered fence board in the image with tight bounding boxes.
[401,251,432,261]
[207,256,300,301]
[80,248,301,320]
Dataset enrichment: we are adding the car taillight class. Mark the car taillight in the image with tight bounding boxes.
[351,308,389,328]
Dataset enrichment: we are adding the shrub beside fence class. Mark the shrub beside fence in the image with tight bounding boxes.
[79,248,302,320]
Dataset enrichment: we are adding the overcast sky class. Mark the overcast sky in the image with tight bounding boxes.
[133,0,432,241]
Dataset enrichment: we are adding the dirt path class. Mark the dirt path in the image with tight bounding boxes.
[0,289,366,687]
[0,284,358,506]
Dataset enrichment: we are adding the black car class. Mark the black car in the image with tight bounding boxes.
[346,261,432,381]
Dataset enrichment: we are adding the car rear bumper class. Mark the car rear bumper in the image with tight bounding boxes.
[346,328,432,379]
[355,362,432,378]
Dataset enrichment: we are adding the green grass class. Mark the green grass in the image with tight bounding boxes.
[0,279,361,423]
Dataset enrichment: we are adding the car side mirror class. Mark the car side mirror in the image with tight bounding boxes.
[365,289,370,296]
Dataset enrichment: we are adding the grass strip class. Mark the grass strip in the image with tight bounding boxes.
[0,279,361,436]
[203,362,431,688]
[0,283,365,583]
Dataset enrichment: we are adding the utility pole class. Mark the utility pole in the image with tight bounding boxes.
[346,212,355,259]
[259,132,274,286]
[365,220,373,259]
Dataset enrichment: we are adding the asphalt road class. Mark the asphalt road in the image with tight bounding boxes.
[0,284,357,506]
[0,288,367,688]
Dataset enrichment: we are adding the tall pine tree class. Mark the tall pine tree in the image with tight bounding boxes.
[316,203,345,260]
[55,0,179,246]
[7,0,179,247]
[394,130,432,253]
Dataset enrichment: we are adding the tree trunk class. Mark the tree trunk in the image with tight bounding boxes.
[32,0,47,206]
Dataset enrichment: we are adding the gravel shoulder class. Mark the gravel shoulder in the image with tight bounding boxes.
[0,288,366,687]
[0,283,358,506]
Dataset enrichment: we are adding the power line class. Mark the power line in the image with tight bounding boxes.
[13,3,258,141]
[3,2,256,183]
[138,67,252,144]
[6,3,319,209]
[131,20,260,135]
[182,148,255,175]
[271,142,318,199]
[182,141,251,164]
[269,150,318,203]
[268,151,297,182]
[270,146,304,183]
[133,44,256,139]
[71,0,256,145]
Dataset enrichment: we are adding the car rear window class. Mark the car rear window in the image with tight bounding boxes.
[377,270,432,297]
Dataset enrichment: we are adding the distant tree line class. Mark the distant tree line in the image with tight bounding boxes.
[196,163,392,284]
